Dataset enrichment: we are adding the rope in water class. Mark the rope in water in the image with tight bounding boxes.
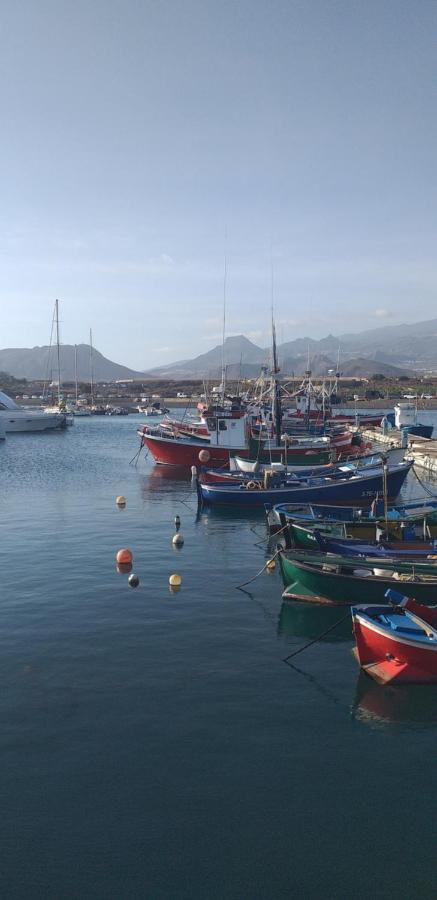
[235,548,281,590]
[282,612,351,664]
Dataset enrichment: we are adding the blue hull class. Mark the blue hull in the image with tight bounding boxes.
[198,462,413,508]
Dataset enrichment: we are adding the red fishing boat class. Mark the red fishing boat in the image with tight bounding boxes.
[352,590,437,685]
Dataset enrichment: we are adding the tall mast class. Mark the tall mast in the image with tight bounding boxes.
[89,329,94,406]
[55,298,61,405]
[270,261,282,447]
[221,237,227,400]
[74,345,78,404]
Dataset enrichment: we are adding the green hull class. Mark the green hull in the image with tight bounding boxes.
[244,437,332,466]
[279,552,437,606]
[289,522,347,548]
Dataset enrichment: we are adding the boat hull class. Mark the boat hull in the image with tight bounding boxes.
[198,462,413,507]
[352,610,437,684]
[0,412,66,432]
[278,555,437,606]
[140,431,333,468]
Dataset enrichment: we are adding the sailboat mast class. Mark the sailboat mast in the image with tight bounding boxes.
[270,262,282,447]
[55,299,61,405]
[74,345,78,404]
[89,329,94,406]
[221,247,227,400]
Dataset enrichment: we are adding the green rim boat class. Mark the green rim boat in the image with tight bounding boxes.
[278,550,437,606]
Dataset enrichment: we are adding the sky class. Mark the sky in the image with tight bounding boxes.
[1,0,437,370]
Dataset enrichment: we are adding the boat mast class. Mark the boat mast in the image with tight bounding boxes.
[74,345,78,404]
[89,329,94,406]
[221,241,227,402]
[55,298,61,405]
[270,262,282,447]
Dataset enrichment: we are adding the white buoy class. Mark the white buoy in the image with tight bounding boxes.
[172,532,184,546]
[169,573,182,587]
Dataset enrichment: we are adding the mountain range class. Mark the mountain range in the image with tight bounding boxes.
[1,317,436,381]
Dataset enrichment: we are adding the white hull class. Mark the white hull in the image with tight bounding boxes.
[0,411,66,432]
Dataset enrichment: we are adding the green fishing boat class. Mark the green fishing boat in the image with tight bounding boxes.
[278,550,437,606]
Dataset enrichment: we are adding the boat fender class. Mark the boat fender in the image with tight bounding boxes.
[247,480,259,490]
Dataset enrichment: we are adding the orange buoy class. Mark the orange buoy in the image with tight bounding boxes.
[116,548,133,565]
[198,449,210,463]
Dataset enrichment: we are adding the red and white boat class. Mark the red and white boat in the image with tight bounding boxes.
[138,406,367,469]
[352,591,437,685]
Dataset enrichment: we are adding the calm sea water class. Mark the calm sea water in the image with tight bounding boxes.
[1,412,437,898]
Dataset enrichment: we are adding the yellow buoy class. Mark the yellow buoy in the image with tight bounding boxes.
[116,495,126,506]
[266,558,276,571]
[169,573,182,587]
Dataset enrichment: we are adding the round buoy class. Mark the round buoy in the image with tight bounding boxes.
[199,449,210,463]
[172,532,184,547]
[116,561,132,575]
[128,573,139,588]
[116,495,126,507]
[116,548,133,565]
[174,515,181,531]
[191,466,198,477]
[169,573,182,587]
[266,558,276,571]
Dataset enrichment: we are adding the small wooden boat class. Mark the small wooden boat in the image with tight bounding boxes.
[272,498,437,540]
[278,549,437,606]
[197,460,413,508]
[352,590,437,684]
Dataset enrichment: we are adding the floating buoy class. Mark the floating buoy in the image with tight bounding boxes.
[128,573,139,588]
[116,548,133,565]
[169,573,182,587]
[198,449,210,463]
[266,558,276,571]
[174,515,181,531]
[172,532,184,546]
[191,466,198,477]
[116,495,126,507]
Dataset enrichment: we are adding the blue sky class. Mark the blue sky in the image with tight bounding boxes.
[1,0,437,369]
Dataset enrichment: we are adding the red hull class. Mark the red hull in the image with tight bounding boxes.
[353,618,437,684]
[141,434,232,467]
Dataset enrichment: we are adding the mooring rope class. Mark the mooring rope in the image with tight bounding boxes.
[411,464,437,498]
[235,548,281,590]
[282,612,351,664]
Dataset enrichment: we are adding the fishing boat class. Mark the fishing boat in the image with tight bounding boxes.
[138,408,343,468]
[197,459,413,508]
[271,497,437,540]
[308,530,437,559]
[278,549,437,606]
[281,518,437,551]
[232,445,404,476]
[351,589,437,684]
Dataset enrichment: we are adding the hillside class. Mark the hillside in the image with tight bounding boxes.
[0,344,143,382]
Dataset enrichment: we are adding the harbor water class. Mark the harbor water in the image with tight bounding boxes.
[1,413,437,898]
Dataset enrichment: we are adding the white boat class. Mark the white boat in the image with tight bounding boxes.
[0,391,66,432]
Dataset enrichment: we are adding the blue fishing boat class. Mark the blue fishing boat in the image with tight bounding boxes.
[311,529,437,559]
[197,459,413,508]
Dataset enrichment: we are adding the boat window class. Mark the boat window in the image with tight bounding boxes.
[219,420,227,431]
[206,417,216,431]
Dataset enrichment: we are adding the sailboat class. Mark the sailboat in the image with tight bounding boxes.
[71,345,91,415]
[43,300,74,425]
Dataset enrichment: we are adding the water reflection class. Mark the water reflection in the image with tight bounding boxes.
[352,672,437,729]
[278,599,352,642]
